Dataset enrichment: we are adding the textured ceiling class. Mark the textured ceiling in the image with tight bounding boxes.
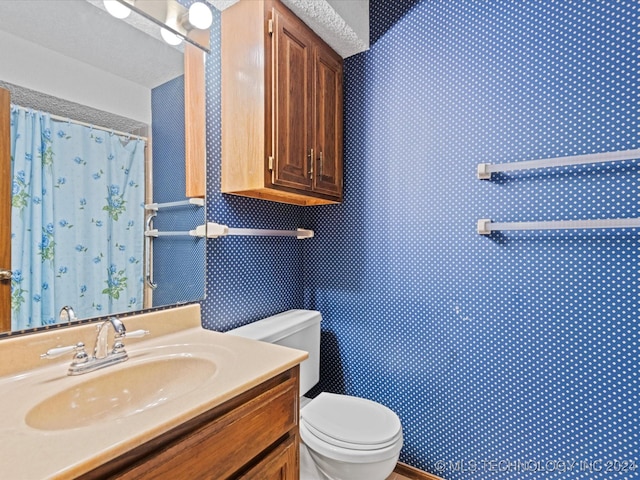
[0,80,147,134]
[280,0,368,58]
[207,0,369,58]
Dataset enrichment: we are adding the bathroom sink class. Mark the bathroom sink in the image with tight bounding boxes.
[0,306,309,480]
[26,355,217,431]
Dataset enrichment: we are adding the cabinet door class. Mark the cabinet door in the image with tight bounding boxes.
[241,436,298,480]
[271,6,314,191]
[113,374,298,480]
[313,45,343,198]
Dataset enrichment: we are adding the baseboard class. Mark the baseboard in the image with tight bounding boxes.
[394,462,445,480]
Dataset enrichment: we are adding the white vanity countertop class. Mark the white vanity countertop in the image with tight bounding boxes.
[0,304,307,479]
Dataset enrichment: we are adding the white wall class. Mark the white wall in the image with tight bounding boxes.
[0,29,151,125]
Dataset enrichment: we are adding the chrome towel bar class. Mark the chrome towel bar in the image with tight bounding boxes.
[477,148,640,179]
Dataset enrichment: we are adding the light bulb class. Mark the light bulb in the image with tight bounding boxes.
[103,0,131,19]
[188,2,213,30]
[161,27,183,46]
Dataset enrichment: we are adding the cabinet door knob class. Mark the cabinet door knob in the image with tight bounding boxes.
[0,270,12,281]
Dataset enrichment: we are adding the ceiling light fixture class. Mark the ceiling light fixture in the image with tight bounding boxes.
[160,27,183,46]
[186,2,213,30]
[95,0,211,52]
[103,0,132,19]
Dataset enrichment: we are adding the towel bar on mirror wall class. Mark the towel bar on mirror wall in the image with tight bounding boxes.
[144,225,208,238]
[143,199,206,288]
[477,148,640,180]
[144,198,205,211]
[206,223,314,239]
[145,222,314,239]
[144,221,313,288]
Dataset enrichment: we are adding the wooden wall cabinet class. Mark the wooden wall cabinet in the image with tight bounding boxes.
[222,0,343,206]
[80,367,300,480]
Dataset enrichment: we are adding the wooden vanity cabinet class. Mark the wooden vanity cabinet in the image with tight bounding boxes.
[221,0,343,206]
[80,367,300,480]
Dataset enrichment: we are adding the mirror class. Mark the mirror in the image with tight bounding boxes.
[0,0,210,334]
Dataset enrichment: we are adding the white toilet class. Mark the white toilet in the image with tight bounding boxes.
[227,310,403,480]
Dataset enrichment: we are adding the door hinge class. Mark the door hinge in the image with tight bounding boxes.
[268,156,274,171]
[268,19,273,35]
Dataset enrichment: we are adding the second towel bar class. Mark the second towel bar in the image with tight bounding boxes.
[478,218,640,235]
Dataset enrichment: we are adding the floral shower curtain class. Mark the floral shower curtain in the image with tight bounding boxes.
[10,106,145,330]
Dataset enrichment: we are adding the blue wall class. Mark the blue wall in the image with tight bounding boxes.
[202,1,639,478]
[305,0,638,478]
[152,75,206,306]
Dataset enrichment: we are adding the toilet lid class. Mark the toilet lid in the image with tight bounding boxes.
[301,393,402,448]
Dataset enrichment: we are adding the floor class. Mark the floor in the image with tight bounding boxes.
[387,473,412,480]
[302,442,413,480]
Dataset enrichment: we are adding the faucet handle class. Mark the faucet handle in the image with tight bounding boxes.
[111,330,149,355]
[124,329,150,339]
[41,342,87,360]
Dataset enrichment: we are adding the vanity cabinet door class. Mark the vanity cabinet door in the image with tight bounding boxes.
[117,373,298,479]
[83,368,300,480]
[240,435,298,479]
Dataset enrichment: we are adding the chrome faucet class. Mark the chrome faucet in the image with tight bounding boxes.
[40,317,149,375]
[93,316,126,359]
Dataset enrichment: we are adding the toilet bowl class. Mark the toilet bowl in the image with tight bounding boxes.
[299,392,403,480]
[227,310,404,480]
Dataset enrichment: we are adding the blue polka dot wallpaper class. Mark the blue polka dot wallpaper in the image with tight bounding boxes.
[201,1,638,478]
[304,0,638,478]
[151,75,206,307]
[200,10,307,331]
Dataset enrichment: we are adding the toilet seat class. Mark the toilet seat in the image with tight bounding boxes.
[302,420,401,451]
[301,421,403,464]
[300,393,403,463]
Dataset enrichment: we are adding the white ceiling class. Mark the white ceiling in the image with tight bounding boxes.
[0,0,368,87]
[0,0,183,89]
[0,0,368,130]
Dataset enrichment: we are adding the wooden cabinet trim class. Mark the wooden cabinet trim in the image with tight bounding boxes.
[221,0,268,193]
[184,43,206,198]
[0,88,10,331]
[118,375,298,479]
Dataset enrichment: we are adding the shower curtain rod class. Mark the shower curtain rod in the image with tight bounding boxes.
[47,112,148,141]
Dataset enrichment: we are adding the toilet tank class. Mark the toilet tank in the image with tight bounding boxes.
[226,310,321,396]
